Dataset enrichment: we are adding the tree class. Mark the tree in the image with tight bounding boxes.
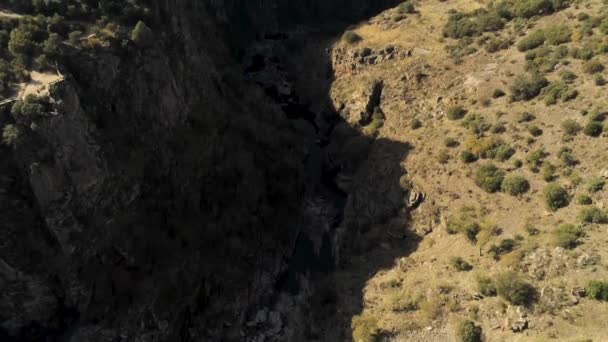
[2,124,20,146]
[8,27,36,58]
[130,21,154,47]
[43,33,61,57]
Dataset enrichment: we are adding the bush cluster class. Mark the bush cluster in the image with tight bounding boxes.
[463,136,514,161]
[578,207,608,224]
[510,74,548,101]
[447,206,481,242]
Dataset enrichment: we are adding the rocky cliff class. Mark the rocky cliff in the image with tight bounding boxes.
[1,1,407,341]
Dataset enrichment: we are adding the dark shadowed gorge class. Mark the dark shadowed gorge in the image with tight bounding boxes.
[1,1,413,341]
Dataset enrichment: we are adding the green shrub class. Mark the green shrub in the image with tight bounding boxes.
[477,276,497,296]
[577,13,590,21]
[501,174,530,195]
[541,162,556,182]
[342,30,362,44]
[585,280,608,301]
[558,147,577,166]
[527,125,543,136]
[491,121,506,134]
[543,184,569,211]
[511,0,561,18]
[492,89,506,98]
[525,223,540,235]
[495,271,536,306]
[397,1,416,14]
[68,30,82,45]
[576,194,593,205]
[475,163,505,193]
[443,16,474,38]
[559,69,577,84]
[570,45,596,60]
[513,159,523,168]
[447,207,481,242]
[595,74,607,86]
[130,21,154,47]
[518,111,536,123]
[461,150,478,163]
[11,95,51,117]
[541,82,578,105]
[456,320,482,342]
[583,60,605,74]
[445,137,460,148]
[583,121,603,137]
[410,118,422,129]
[450,257,473,271]
[517,30,545,51]
[561,119,582,135]
[554,224,584,249]
[2,124,19,146]
[526,149,546,172]
[447,105,467,120]
[586,178,605,193]
[543,25,571,45]
[462,113,491,135]
[485,37,511,53]
[511,74,548,101]
[578,207,608,224]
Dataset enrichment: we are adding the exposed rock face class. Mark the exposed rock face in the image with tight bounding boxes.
[0,1,406,341]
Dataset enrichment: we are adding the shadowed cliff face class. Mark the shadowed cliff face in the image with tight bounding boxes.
[0,1,411,341]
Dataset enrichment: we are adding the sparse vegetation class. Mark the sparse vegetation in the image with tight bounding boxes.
[586,178,605,193]
[554,224,584,249]
[576,194,593,205]
[450,257,473,271]
[578,207,608,224]
[495,271,536,306]
[477,276,497,297]
[351,314,380,342]
[583,60,605,74]
[561,119,582,135]
[447,105,467,120]
[447,206,481,242]
[342,31,362,44]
